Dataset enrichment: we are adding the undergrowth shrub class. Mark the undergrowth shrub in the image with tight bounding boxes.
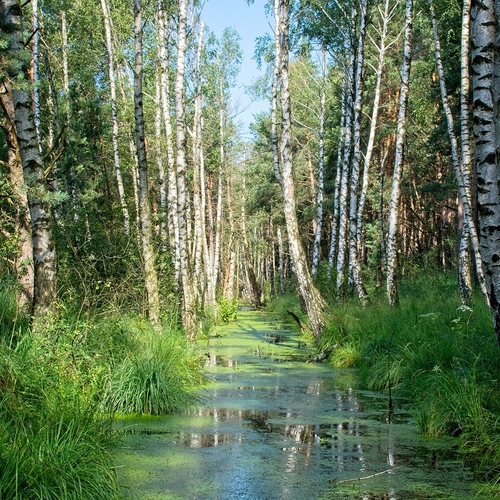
[216,296,238,323]
[0,287,208,499]
[0,330,119,500]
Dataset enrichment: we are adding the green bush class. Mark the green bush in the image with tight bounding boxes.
[216,296,238,323]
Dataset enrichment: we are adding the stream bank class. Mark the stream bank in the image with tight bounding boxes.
[114,309,487,499]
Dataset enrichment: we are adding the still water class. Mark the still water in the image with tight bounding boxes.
[114,309,482,499]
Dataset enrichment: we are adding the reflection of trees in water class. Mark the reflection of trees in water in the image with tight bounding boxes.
[182,381,370,472]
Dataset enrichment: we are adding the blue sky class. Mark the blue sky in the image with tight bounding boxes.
[201,0,271,135]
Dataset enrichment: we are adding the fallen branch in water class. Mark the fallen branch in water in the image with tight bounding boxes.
[336,466,402,484]
[286,310,312,334]
[308,345,337,362]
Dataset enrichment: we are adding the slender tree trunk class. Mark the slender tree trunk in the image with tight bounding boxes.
[241,177,261,307]
[154,72,167,243]
[101,0,131,236]
[192,20,205,305]
[336,36,355,295]
[157,2,180,278]
[311,49,327,278]
[2,0,58,318]
[470,0,500,347]
[31,0,41,149]
[429,0,487,304]
[328,69,347,276]
[0,82,34,313]
[275,0,326,339]
[386,0,413,306]
[348,0,368,304]
[357,0,397,248]
[133,0,160,325]
[175,0,197,338]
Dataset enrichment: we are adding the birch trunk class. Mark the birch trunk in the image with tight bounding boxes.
[311,49,327,278]
[175,0,197,338]
[0,81,34,313]
[133,0,160,324]
[386,0,413,306]
[336,37,355,294]
[31,0,41,149]
[357,0,398,247]
[470,0,500,347]
[328,70,347,275]
[275,0,326,339]
[192,21,206,304]
[2,0,57,318]
[101,0,131,236]
[157,3,179,270]
[348,0,368,304]
[429,0,486,304]
[277,226,285,295]
[154,73,167,243]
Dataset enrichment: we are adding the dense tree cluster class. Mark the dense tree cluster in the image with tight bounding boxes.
[1,0,500,345]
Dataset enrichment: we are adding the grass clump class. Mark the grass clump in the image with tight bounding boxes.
[103,318,206,415]
[0,284,207,499]
[0,331,119,500]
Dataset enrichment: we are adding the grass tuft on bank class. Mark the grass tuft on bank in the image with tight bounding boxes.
[0,283,206,500]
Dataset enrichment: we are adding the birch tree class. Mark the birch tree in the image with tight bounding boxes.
[275,0,326,339]
[175,0,197,338]
[133,0,160,324]
[101,0,131,236]
[1,0,57,318]
[0,80,34,312]
[429,0,487,304]
[386,0,413,306]
[347,0,369,304]
[470,0,500,347]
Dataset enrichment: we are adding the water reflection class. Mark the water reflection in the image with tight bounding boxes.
[116,311,474,500]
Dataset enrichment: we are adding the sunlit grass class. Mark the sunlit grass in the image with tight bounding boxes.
[0,286,208,499]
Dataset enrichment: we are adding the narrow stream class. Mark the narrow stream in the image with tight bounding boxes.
[114,309,479,499]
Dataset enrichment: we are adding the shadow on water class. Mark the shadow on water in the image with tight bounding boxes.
[114,309,486,500]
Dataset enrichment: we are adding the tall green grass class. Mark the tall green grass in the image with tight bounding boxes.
[103,317,206,415]
[0,284,207,499]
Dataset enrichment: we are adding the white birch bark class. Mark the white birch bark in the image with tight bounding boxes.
[471,0,500,346]
[192,20,205,304]
[2,0,57,317]
[31,0,41,150]
[157,3,180,279]
[429,0,487,303]
[154,72,167,243]
[386,0,413,306]
[275,0,326,339]
[336,34,356,294]
[328,69,347,275]
[133,0,160,324]
[348,0,369,304]
[0,81,34,313]
[357,0,398,247]
[175,0,197,338]
[311,49,327,278]
[101,0,131,236]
